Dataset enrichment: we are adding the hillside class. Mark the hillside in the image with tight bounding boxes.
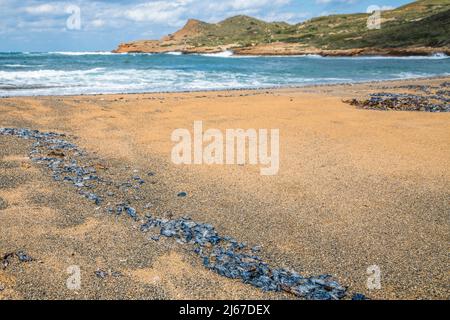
[114,0,450,56]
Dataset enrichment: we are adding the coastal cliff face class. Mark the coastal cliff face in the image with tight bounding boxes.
[114,0,450,56]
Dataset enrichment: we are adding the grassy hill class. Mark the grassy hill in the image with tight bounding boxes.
[115,0,450,55]
[175,15,292,47]
[282,0,450,49]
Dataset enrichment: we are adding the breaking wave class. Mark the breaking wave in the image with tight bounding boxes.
[165,51,183,56]
[0,52,449,96]
[200,50,234,58]
[48,51,119,56]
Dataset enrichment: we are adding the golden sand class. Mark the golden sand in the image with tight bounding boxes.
[0,77,449,299]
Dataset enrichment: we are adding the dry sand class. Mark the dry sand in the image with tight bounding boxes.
[0,77,449,300]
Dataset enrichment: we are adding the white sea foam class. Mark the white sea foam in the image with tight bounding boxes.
[128,52,154,56]
[229,53,449,59]
[200,50,234,58]
[166,51,183,56]
[392,72,449,79]
[322,53,449,60]
[0,68,105,80]
[0,65,364,97]
[3,64,29,67]
[0,68,267,96]
[429,53,449,59]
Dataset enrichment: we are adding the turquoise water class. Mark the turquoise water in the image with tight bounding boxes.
[0,51,449,96]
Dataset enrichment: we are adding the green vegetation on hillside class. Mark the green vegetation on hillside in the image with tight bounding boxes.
[183,0,450,49]
[187,15,292,47]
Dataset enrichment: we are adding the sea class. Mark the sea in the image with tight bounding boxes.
[0,51,449,96]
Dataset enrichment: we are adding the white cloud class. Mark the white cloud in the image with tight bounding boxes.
[4,0,298,32]
[315,0,358,4]
[2,0,400,49]
[24,3,61,15]
[91,19,105,28]
[228,0,291,10]
[258,11,311,23]
[124,1,188,23]
[381,5,394,11]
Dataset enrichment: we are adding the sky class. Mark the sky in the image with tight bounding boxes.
[0,0,415,52]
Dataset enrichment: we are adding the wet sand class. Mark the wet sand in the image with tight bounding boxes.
[1,77,449,300]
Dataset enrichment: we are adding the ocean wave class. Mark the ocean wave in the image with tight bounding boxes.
[0,53,449,96]
[0,84,75,90]
[127,52,154,56]
[0,66,389,97]
[228,53,449,59]
[0,68,106,80]
[165,51,183,56]
[392,71,450,79]
[48,51,119,56]
[200,50,234,58]
[3,64,29,68]
[240,54,323,58]
[0,68,268,96]
[322,53,449,60]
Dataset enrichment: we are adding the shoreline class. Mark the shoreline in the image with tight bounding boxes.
[113,44,450,57]
[2,75,449,99]
[113,50,450,57]
[4,51,449,58]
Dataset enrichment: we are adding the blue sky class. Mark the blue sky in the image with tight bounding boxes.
[0,0,415,52]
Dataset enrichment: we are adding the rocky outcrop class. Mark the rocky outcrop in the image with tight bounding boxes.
[113,18,238,54]
[161,19,204,43]
[233,44,450,57]
[114,40,450,57]
[114,41,236,54]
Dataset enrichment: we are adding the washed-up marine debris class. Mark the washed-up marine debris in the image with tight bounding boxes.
[1,250,33,269]
[141,215,348,300]
[0,127,366,300]
[345,82,449,112]
[95,269,123,279]
[352,293,370,300]
[0,197,8,210]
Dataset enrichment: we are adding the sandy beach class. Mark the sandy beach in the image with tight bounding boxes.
[0,77,449,300]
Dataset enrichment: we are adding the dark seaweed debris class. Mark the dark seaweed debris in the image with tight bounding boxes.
[345,82,450,112]
[1,251,33,269]
[0,197,8,210]
[141,215,347,300]
[0,127,360,300]
[16,251,33,262]
[352,293,369,300]
[95,269,122,279]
